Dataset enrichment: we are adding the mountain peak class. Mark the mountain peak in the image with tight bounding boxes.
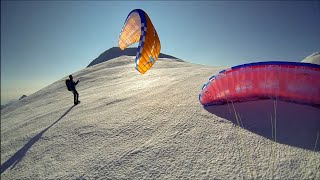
[87,47,179,67]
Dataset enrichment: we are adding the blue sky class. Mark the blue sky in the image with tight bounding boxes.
[1,1,320,105]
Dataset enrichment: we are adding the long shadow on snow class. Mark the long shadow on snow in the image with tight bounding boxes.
[204,99,320,151]
[0,105,76,174]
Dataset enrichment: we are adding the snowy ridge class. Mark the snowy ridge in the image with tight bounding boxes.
[87,47,182,67]
[301,51,320,65]
[1,56,319,179]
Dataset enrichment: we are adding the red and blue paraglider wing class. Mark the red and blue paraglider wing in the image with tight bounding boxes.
[199,61,320,106]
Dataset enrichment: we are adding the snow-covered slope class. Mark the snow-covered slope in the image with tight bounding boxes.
[301,52,320,65]
[1,56,319,179]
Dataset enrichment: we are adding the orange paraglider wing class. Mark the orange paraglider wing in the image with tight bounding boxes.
[118,9,161,74]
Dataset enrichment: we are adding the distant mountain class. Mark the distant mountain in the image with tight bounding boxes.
[1,95,27,110]
[87,47,180,67]
[301,52,320,65]
[1,100,16,110]
[19,95,27,100]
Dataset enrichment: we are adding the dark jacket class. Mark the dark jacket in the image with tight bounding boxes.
[69,80,79,90]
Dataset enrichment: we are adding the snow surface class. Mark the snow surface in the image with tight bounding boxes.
[1,56,319,179]
[301,52,320,65]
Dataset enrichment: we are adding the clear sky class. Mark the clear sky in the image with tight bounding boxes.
[1,1,320,105]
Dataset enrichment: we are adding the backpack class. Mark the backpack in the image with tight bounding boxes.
[65,79,72,91]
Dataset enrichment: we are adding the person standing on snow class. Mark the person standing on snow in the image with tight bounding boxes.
[66,75,80,105]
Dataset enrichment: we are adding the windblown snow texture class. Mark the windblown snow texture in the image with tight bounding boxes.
[1,56,319,179]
